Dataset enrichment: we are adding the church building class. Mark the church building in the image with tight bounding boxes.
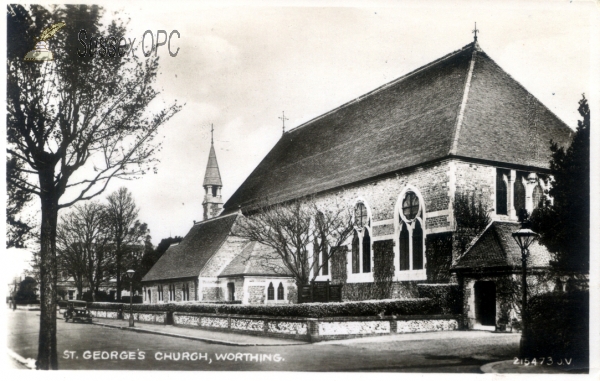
[142,39,571,330]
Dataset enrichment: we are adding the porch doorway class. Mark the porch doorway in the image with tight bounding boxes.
[474,281,496,327]
[227,282,235,301]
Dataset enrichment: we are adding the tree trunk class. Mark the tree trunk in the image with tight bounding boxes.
[116,246,122,301]
[37,192,59,370]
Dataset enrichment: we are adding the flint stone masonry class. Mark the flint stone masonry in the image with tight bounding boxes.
[122,311,167,324]
[318,321,390,336]
[267,320,308,335]
[313,160,452,228]
[231,318,264,331]
[396,319,458,333]
[171,311,459,341]
[248,285,266,304]
[89,310,119,319]
[373,224,394,236]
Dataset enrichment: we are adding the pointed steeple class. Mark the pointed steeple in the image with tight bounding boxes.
[202,124,223,220]
[203,143,222,187]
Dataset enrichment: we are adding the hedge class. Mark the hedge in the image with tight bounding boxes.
[526,290,588,365]
[89,298,440,318]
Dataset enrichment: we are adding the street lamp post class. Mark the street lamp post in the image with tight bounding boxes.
[126,269,135,327]
[512,227,538,357]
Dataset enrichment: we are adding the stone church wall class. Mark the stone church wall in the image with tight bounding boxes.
[142,279,198,304]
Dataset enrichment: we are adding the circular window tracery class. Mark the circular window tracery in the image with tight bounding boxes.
[402,191,420,221]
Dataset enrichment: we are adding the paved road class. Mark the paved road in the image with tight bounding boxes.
[7,309,521,371]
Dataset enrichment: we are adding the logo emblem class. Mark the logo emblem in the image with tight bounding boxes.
[24,22,66,62]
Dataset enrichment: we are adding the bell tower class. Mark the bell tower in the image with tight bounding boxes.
[202,124,223,220]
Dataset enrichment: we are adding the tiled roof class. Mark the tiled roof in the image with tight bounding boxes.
[223,42,572,211]
[452,221,551,271]
[142,214,238,282]
[219,241,292,277]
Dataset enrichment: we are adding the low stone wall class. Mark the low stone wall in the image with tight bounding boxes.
[89,310,120,319]
[173,312,458,342]
[89,309,167,324]
[122,311,167,324]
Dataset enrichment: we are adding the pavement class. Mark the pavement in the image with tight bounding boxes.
[88,317,307,346]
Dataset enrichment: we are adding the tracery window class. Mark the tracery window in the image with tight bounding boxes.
[397,190,425,272]
[277,282,284,300]
[351,202,372,274]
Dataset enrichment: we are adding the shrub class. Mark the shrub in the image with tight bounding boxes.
[88,302,123,311]
[526,291,588,366]
[417,283,461,314]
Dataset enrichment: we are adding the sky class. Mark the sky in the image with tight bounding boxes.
[5,0,599,261]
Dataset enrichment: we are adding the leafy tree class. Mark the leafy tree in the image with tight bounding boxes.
[234,197,354,287]
[105,187,151,299]
[7,156,34,248]
[138,236,183,279]
[16,276,38,302]
[7,4,180,369]
[530,95,590,274]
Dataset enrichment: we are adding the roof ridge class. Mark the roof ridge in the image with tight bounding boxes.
[285,42,477,135]
[194,212,237,225]
[456,220,494,262]
[449,43,479,155]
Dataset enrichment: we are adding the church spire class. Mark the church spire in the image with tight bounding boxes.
[202,124,223,220]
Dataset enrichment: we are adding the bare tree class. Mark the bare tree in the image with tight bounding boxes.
[234,197,354,287]
[105,187,150,299]
[7,5,180,368]
[57,202,114,302]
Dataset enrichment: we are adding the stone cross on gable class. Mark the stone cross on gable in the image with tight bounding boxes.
[279,111,289,135]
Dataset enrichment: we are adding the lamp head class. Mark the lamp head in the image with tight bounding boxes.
[512,228,538,251]
[126,269,135,279]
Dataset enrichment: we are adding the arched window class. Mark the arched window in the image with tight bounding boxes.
[277,283,284,300]
[352,231,360,274]
[362,229,371,273]
[532,185,543,209]
[412,220,423,270]
[355,202,368,228]
[351,201,372,274]
[399,222,410,270]
[267,282,274,300]
[397,189,426,273]
[514,174,526,216]
[496,169,508,215]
